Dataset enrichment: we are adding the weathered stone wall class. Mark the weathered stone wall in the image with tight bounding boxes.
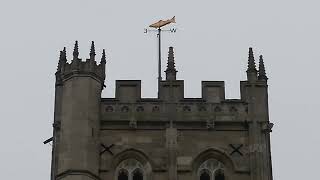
[99,88,251,180]
[99,129,250,180]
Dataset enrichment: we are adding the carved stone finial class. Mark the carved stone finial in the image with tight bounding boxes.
[258,55,268,81]
[73,40,79,60]
[247,47,257,73]
[90,41,96,60]
[101,49,106,64]
[57,47,67,71]
[246,47,258,81]
[165,47,177,80]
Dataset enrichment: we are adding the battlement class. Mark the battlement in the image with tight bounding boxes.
[98,46,270,127]
[107,80,230,103]
[100,80,249,127]
[55,41,106,85]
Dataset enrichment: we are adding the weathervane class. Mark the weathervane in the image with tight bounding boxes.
[145,16,176,97]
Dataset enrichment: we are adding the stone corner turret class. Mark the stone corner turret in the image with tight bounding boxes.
[55,41,106,88]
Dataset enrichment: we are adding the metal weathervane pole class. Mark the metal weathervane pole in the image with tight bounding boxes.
[145,16,176,98]
[158,28,162,96]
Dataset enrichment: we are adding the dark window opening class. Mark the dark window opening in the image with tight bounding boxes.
[200,171,210,180]
[132,170,143,180]
[118,170,128,180]
[215,171,225,180]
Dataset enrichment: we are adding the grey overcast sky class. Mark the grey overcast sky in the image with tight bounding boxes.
[0,0,319,179]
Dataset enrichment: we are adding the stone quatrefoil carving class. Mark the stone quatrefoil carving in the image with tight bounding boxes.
[105,105,243,114]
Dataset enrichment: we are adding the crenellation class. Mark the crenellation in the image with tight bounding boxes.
[159,80,184,101]
[116,80,141,103]
[202,81,225,103]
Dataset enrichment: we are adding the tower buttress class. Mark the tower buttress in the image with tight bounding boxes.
[241,47,272,180]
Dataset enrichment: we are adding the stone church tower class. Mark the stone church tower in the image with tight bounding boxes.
[50,41,274,180]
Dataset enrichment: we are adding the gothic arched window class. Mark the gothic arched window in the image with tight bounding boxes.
[118,169,128,180]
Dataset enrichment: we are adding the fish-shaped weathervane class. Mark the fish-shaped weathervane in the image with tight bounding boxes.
[149,16,176,29]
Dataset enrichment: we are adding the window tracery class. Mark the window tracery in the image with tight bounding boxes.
[198,159,225,180]
[116,159,145,180]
